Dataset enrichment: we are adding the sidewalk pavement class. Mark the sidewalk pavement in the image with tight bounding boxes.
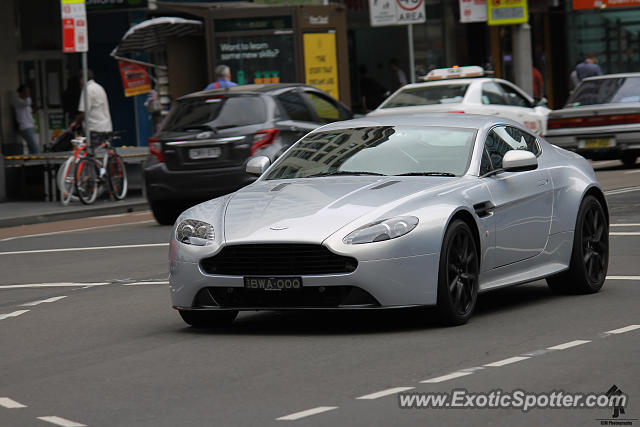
[0,192,150,228]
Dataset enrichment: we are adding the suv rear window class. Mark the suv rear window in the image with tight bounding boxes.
[381,84,468,108]
[567,77,640,107]
[162,96,266,132]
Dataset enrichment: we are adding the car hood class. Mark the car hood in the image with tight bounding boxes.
[223,176,458,243]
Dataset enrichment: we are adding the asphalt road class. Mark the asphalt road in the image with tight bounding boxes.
[0,163,638,427]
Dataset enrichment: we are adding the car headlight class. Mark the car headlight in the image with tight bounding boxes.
[175,219,215,246]
[343,216,419,245]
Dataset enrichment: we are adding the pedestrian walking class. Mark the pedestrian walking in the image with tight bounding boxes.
[14,84,39,154]
[575,52,603,82]
[71,69,113,134]
[205,65,238,90]
[532,66,544,100]
[388,58,408,92]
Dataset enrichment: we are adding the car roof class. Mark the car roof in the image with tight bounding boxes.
[179,83,310,100]
[583,72,640,81]
[314,112,524,132]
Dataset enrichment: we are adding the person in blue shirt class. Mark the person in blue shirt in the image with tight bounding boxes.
[205,65,238,90]
[575,52,603,82]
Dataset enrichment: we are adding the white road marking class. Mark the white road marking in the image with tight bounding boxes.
[420,371,473,383]
[484,356,530,367]
[20,296,67,307]
[610,232,640,236]
[606,276,640,280]
[610,223,640,227]
[0,243,169,256]
[0,310,29,320]
[122,281,170,286]
[605,324,640,334]
[0,397,27,408]
[37,416,86,427]
[276,406,338,420]
[547,340,591,350]
[0,283,109,289]
[356,387,415,400]
[623,169,640,174]
[605,186,640,195]
[0,220,156,242]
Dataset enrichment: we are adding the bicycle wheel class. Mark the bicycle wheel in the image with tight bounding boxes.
[106,153,128,200]
[57,157,77,206]
[75,158,100,205]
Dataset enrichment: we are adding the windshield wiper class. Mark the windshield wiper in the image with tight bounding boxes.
[395,172,456,177]
[307,171,387,177]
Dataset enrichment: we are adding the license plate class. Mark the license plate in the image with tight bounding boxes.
[580,138,615,149]
[244,277,303,291]
[189,147,221,159]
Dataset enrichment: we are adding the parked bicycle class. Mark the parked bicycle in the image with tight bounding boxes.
[74,130,128,205]
[57,135,87,206]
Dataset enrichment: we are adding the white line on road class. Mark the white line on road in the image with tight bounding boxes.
[122,281,170,286]
[0,220,156,242]
[547,340,591,350]
[605,186,640,195]
[276,406,338,421]
[20,296,67,307]
[0,243,169,256]
[421,371,473,383]
[605,324,640,334]
[623,169,640,174]
[356,387,415,400]
[611,223,640,227]
[606,276,640,280]
[0,283,109,289]
[0,397,27,408]
[37,416,86,427]
[610,232,640,236]
[0,310,29,320]
[484,356,530,367]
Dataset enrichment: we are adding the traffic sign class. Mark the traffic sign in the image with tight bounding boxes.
[60,0,88,53]
[369,0,426,27]
[487,0,528,26]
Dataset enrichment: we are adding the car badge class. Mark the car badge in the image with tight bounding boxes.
[197,131,212,139]
[270,225,288,230]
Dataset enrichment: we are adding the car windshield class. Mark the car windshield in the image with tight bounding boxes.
[566,77,640,107]
[161,96,266,132]
[263,126,477,180]
[381,84,469,108]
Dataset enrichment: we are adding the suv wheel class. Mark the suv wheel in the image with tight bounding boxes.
[151,201,181,225]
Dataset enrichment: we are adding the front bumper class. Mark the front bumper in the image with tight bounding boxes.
[170,252,439,310]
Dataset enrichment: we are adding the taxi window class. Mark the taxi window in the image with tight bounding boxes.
[500,84,533,108]
[382,84,469,108]
[481,82,508,105]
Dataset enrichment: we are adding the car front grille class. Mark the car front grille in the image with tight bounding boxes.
[199,244,358,276]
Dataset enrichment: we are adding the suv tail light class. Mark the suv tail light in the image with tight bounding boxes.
[548,113,640,129]
[149,137,165,162]
[251,129,279,155]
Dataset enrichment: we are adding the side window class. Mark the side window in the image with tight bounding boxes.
[277,91,314,122]
[481,82,508,105]
[480,148,493,175]
[504,126,540,155]
[304,91,351,123]
[485,126,540,169]
[500,84,533,108]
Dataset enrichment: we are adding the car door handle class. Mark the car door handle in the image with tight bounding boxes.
[537,179,549,187]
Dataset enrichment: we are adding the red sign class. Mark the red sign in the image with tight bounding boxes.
[574,0,640,9]
[62,19,75,52]
[117,60,151,97]
[61,0,88,53]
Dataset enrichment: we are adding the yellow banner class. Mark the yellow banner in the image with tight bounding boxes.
[487,0,528,25]
[62,0,85,4]
[303,33,339,99]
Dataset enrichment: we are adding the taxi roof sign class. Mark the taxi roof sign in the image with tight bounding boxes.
[421,66,485,81]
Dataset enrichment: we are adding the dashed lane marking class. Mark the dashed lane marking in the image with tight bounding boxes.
[0,243,169,256]
[0,283,109,289]
[547,340,591,350]
[356,387,415,400]
[20,296,67,307]
[606,276,640,280]
[37,416,86,427]
[0,220,156,242]
[0,310,29,320]
[276,406,338,421]
[0,398,27,408]
[623,169,640,174]
[122,281,170,286]
[610,232,640,236]
[610,223,640,227]
[605,186,640,195]
[420,371,473,383]
[605,324,640,334]
[484,356,530,367]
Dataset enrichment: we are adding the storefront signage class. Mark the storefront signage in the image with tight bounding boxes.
[61,0,88,53]
[487,0,528,25]
[573,0,640,9]
[303,33,339,99]
[459,0,487,22]
[369,0,426,27]
[117,60,151,97]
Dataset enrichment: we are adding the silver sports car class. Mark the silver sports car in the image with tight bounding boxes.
[169,114,609,327]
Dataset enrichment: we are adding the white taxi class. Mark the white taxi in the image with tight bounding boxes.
[368,66,550,135]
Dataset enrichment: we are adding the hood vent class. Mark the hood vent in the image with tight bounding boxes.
[271,183,291,192]
[371,180,400,190]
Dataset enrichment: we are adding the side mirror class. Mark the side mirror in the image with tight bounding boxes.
[502,150,537,172]
[246,156,271,176]
[535,97,548,107]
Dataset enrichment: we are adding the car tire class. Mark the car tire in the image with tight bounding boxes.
[621,154,637,167]
[151,201,181,225]
[436,219,479,326]
[546,195,608,294]
[178,310,238,328]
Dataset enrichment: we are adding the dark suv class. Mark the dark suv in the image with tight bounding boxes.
[144,84,352,224]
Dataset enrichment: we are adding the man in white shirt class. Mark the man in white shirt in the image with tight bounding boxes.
[14,84,39,154]
[71,69,113,135]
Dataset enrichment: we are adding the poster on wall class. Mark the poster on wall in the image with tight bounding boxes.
[303,33,339,99]
[459,0,487,23]
[117,60,151,97]
[487,0,528,25]
[215,35,295,85]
